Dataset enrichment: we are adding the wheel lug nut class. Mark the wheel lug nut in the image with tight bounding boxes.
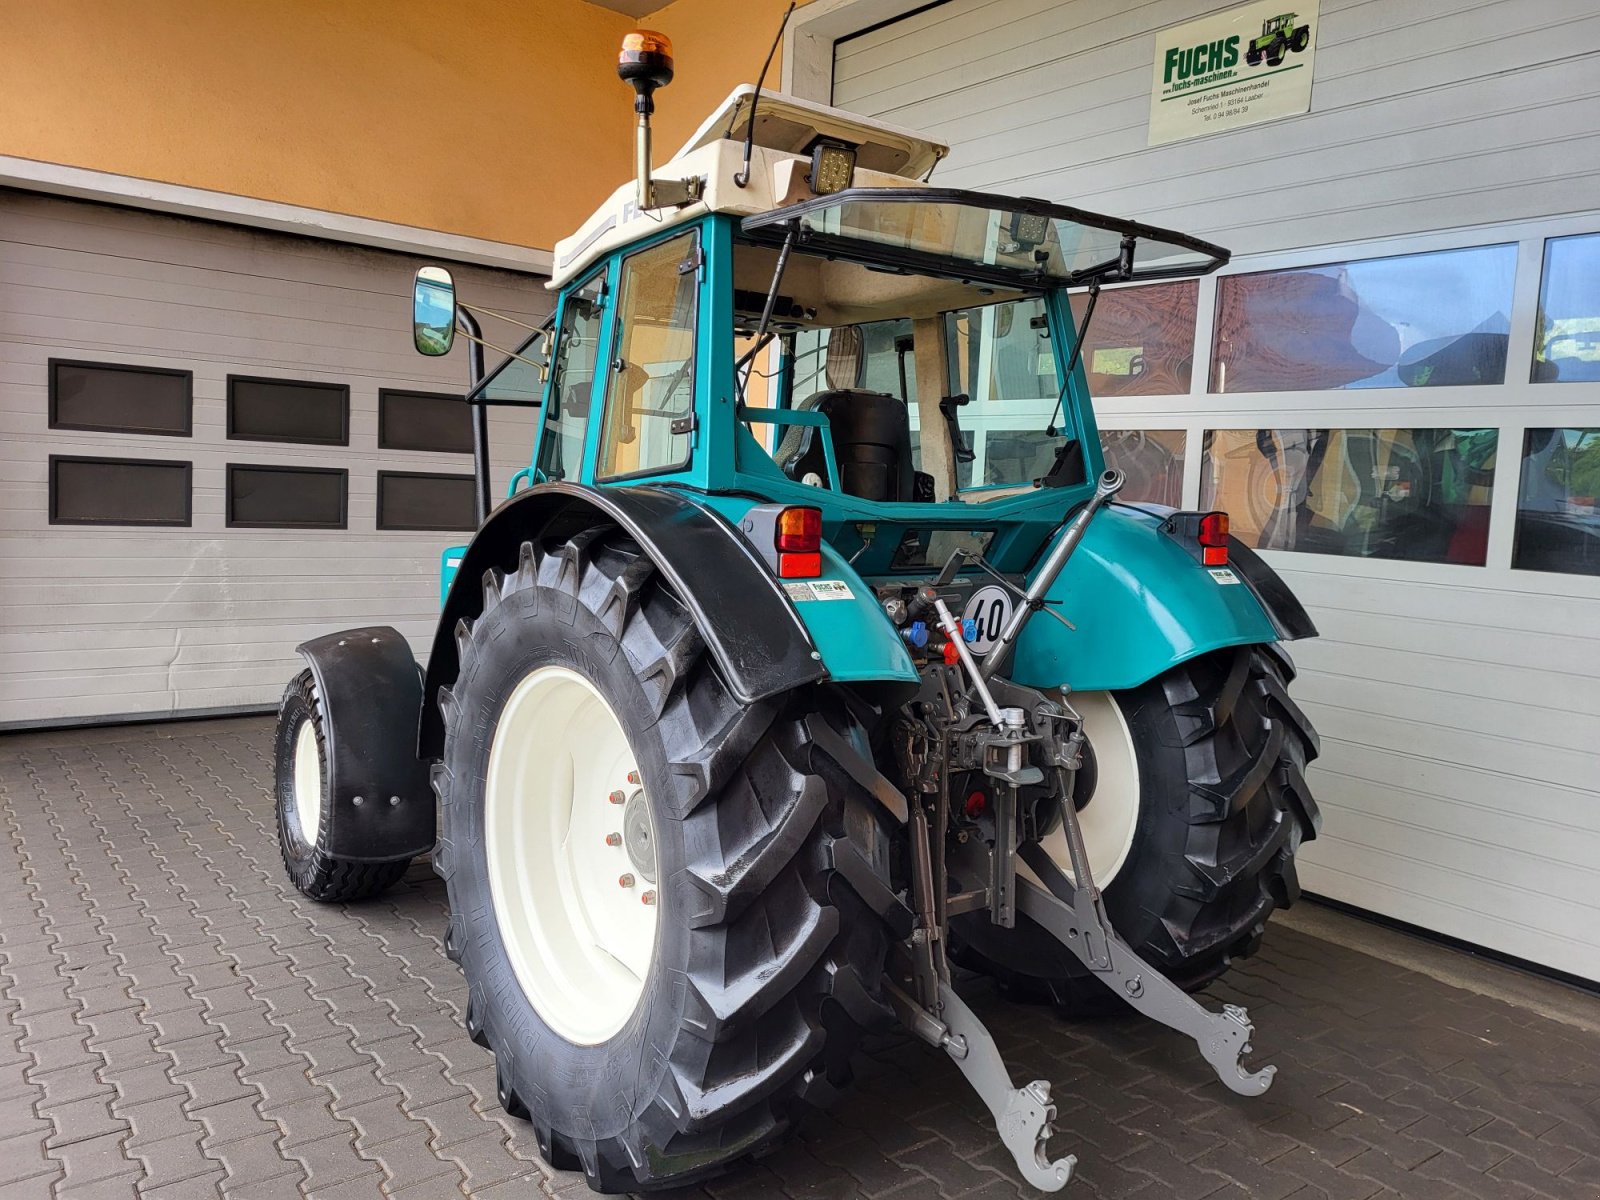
[641,890,657,906]
[605,832,622,847]
[608,789,626,805]
[619,873,635,888]
[627,770,641,785]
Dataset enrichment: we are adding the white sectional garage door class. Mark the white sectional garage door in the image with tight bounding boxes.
[0,190,548,727]
[831,0,1600,980]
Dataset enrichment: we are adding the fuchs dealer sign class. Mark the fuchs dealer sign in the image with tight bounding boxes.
[1148,0,1319,146]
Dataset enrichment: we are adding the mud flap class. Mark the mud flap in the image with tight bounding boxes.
[295,626,434,863]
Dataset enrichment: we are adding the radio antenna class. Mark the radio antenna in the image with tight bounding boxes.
[733,1,796,188]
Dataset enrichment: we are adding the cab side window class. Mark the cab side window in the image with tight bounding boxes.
[599,232,699,480]
[538,272,606,482]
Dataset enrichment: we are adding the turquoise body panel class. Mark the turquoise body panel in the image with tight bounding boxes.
[440,547,467,606]
[1011,507,1280,693]
[692,494,919,687]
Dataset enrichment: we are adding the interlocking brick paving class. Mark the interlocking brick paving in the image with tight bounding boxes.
[2,716,1596,1199]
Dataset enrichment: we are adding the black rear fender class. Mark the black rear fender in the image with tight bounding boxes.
[418,482,826,759]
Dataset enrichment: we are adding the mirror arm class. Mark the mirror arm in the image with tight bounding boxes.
[456,308,492,525]
[459,302,552,339]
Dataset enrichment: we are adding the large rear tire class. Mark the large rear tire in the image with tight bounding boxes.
[952,644,1320,1013]
[433,528,891,1193]
[274,670,412,902]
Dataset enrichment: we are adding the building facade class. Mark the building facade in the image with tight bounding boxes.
[1,0,1595,980]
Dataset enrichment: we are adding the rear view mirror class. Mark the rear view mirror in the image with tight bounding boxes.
[413,266,457,356]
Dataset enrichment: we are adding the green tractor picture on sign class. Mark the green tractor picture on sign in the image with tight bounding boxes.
[1247,12,1312,66]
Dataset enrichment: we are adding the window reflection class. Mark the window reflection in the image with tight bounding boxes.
[1202,428,1497,565]
[1069,282,1198,397]
[1211,245,1516,393]
[1514,429,1600,576]
[1532,234,1600,383]
[1101,430,1185,506]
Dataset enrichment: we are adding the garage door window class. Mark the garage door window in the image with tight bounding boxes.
[227,464,347,529]
[1211,245,1516,393]
[49,360,192,436]
[1101,430,1186,506]
[377,471,475,531]
[1201,428,1497,565]
[378,389,472,453]
[1532,234,1600,383]
[1514,429,1600,576]
[49,455,191,526]
[228,377,350,445]
[1068,282,1198,397]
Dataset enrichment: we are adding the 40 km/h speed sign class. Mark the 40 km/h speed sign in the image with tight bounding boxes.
[962,585,1013,656]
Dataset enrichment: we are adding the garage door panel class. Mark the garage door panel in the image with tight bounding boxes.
[1298,854,1600,982]
[1305,705,1598,795]
[1,191,547,727]
[834,0,1600,982]
[1316,742,1600,836]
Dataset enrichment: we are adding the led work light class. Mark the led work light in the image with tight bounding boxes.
[808,139,858,195]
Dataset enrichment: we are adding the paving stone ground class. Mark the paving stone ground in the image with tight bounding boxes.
[2,715,1598,1200]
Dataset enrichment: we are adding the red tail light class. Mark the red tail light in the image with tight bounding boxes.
[775,506,822,578]
[1198,511,1229,565]
[1162,510,1230,567]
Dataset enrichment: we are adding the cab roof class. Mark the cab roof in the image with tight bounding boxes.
[674,85,948,179]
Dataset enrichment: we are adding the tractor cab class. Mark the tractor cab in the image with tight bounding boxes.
[422,83,1228,616]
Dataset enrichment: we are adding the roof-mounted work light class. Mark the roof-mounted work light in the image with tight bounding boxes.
[807,139,858,196]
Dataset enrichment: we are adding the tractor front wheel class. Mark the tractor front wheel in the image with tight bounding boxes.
[952,644,1320,1014]
[434,529,891,1192]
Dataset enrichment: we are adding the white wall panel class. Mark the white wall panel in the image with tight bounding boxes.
[0,190,550,726]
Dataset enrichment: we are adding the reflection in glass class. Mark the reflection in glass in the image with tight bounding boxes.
[1101,430,1185,507]
[1202,428,1497,565]
[1514,429,1600,576]
[1532,234,1600,383]
[1069,282,1198,397]
[1211,245,1516,393]
[599,233,699,480]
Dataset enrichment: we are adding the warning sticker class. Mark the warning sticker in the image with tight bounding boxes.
[783,580,854,602]
[1208,568,1242,585]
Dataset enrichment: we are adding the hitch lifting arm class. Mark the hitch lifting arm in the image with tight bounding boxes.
[887,463,1276,1190]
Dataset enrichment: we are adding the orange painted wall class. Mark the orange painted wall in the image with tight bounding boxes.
[0,0,638,251]
[0,0,822,254]
[644,0,817,156]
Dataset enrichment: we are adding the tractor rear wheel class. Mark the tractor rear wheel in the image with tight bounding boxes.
[273,670,412,902]
[1291,25,1310,52]
[433,529,892,1192]
[952,644,1320,1013]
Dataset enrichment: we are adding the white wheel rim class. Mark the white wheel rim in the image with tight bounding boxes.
[484,666,658,1046]
[291,718,324,845]
[1023,691,1141,889]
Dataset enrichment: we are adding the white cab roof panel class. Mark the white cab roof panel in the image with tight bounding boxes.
[675,86,948,180]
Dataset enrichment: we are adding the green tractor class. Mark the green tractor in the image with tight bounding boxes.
[1248,12,1312,67]
[272,28,1320,1194]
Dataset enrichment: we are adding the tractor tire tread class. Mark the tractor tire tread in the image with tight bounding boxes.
[436,525,887,1193]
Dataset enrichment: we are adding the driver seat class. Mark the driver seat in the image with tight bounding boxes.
[778,389,916,502]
